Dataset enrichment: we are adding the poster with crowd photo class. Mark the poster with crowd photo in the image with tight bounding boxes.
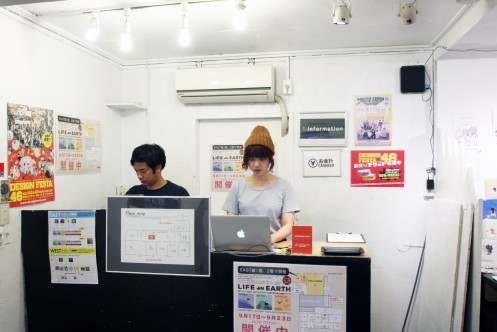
[57,115,102,174]
[354,94,392,146]
[211,144,245,192]
[234,262,347,332]
[350,150,404,187]
[7,103,55,207]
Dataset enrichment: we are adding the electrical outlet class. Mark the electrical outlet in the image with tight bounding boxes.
[283,79,293,95]
[3,224,11,244]
[0,226,4,249]
[0,203,9,226]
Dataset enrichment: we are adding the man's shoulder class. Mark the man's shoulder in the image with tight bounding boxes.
[164,181,189,196]
[126,185,145,195]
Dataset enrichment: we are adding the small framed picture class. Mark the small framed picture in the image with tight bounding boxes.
[299,112,347,147]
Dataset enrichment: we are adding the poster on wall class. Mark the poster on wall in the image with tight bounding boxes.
[56,115,102,174]
[7,103,55,207]
[299,112,347,147]
[453,114,479,148]
[485,179,497,199]
[211,144,245,192]
[48,210,98,284]
[350,150,404,187]
[354,94,391,146]
[234,262,347,332]
[483,200,497,264]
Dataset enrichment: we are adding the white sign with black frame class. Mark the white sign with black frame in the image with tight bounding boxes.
[299,112,347,147]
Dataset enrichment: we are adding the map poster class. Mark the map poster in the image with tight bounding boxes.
[234,262,347,332]
[7,103,55,207]
[56,115,102,174]
[211,144,245,192]
[120,208,195,265]
[48,210,98,284]
[350,150,405,187]
[354,94,392,146]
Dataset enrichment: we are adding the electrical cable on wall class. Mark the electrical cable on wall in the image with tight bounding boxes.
[400,45,497,330]
[401,236,426,332]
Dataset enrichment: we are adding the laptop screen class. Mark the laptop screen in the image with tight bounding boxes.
[211,215,272,252]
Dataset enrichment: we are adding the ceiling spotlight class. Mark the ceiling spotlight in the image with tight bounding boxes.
[85,11,100,41]
[178,1,191,46]
[332,0,351,25]
[399,0,418,25]
[120,7,132,52]
[233,0,246,30]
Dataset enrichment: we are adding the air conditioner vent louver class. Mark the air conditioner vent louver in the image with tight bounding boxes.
[175,65,275,104]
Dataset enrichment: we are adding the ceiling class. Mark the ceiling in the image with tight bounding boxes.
[2,0,497,64]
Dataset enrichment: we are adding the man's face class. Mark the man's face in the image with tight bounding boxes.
[133,161,161,188]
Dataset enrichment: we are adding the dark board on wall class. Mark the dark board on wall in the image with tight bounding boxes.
[22,210,371,332]
[106,196,211,276]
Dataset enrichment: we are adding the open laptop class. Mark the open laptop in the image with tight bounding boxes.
[211,215,273,252]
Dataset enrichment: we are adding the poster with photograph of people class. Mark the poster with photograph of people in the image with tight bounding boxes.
[7,103,55,207]
[354,94,391,146]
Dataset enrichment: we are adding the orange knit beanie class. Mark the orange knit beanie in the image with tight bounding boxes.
[244,125,275,155]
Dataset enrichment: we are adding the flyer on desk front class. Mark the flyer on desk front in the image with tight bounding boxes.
[48,210,98,284]
[234,262,347,332]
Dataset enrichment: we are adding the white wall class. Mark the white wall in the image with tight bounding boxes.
[119,52,433,332]
[0,10,122,332]
[436,58,497,203]
[3,6,495,332]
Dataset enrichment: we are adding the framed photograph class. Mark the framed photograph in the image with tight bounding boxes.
[299,112,347,147]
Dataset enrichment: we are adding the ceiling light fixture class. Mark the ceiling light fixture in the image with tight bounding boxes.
[233,0,246,30]
[399,0,418,25]
[85,11,100,41]
[332,0,351,25]
[120,7,132,52]
[178,1,191,46]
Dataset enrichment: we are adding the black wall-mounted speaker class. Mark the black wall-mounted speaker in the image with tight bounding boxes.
[400,65,426,93]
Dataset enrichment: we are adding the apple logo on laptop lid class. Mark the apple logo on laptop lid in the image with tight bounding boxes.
[237,229,245,239]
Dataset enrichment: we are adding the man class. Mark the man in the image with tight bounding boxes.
[126,143,189,196]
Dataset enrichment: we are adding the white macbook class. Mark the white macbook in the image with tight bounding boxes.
[211,215,273,252]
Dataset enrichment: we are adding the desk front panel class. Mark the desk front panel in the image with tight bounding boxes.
[171,252,371,331]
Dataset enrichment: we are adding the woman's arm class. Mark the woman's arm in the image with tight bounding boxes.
[271,211,294,243]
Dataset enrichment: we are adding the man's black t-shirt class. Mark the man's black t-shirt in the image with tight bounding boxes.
[126,181,189,196]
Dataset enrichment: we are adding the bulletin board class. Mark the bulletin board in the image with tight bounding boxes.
[106,196,211,276]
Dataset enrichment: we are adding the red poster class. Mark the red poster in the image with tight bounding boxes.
[7,103,55,207]
[292,225,313,254]
[351,150,404,187]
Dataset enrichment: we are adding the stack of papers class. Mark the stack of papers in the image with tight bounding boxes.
[326,233,366,243]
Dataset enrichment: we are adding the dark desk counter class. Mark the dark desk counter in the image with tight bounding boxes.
[481,273,497,332]
[22,210,371,332]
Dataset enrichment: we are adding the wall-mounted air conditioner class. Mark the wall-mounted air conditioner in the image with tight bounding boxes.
[176,65,275,104]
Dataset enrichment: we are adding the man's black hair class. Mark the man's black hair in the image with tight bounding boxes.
[130,144,166,172]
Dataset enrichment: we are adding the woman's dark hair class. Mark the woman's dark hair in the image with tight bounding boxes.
[130,144,166,173]
[242,145,274,171]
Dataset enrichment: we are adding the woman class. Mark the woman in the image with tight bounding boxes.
[222,125,300,243]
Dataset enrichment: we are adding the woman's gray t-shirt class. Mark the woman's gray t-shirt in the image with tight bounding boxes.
[222,178,300,233]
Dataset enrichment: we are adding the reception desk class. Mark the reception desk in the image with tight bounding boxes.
[22,210,371,331]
